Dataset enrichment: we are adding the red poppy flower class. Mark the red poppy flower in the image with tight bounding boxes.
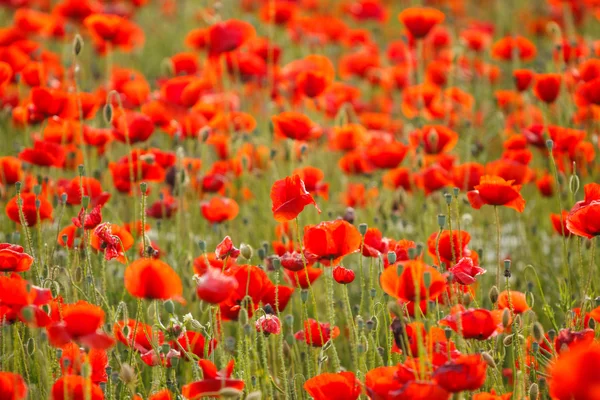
[551,211,572,237]
[72,206,102,230]
[206,19,255,58]
[91,223,133,262]
[361,228,388,257]
[182,360,244,399]
[62,177,111,207]
[196,267,238,304]
[51,375,104,400]
[173,331,216,360]
[261,281,294,313]
[284,266,322,288]
[0,273,51,327]
[448,257,485,285]
[427,230,474,267]
[550,342,600,400]
[114,319,164,354]
[380,260,446,302]
[467,175,526,212]
[497,290,529,314]
[383,167,412,191]
[333,265,355,284]
[125,259,184,303]
[112,111,155,144]
[6,193,53,227]
[513,69,535,92]
[60,343,108,384]
[398,7,445,39]
[271,175,321,222]
[433,354,487,392]
[201,197,239,224]
[366,364,449,400]
[47,300,114,349]
[272,112,318,141]
[304,372,362,400]
[451,162,484,191]
[0,243,33,272]
[19,139,65,167]
[215,236,240,260]
[366,142,408,169]
[385,239,417,267]
[0,156,22,185]
[440,308,498,340]
[293,166,329,199]
[533,73,562,104]
[576,77,600,106]
[566,183,600,239]
[84,13,144,53]
[0,372,27,399]
[491,36,537,61]
[303,220,361,266]
[294,318,340,347]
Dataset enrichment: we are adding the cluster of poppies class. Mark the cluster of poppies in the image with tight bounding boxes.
[0,0,600,399]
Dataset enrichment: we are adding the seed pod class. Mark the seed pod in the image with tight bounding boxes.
[358,223,368,235]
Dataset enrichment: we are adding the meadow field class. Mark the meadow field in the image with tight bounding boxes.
[0,0,599,398]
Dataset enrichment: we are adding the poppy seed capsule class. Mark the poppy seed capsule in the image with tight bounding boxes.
[388,251,397,265]
[437,214,446,228]
[359,223,368,235]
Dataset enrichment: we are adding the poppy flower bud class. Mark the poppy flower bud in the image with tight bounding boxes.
[140,182,148,195]
[245,391,262,400]
[569,173,580,195]
[589,318,596,330]
[161,344,171,354]
[20,305,35,323]
[502,308,511,328]
[160,58,174,77]
[388,251,397,265]
[240,243,253,260]
[219,387,243,399]
[239,309,249,326]
[73,34,84,56]
[370,288,376,299]
[119,363,136,384]
[437,214,446,228]
[503,334,514,346]
[103,103,113,125]
[529,383,539,400]
[533,322,544,343]
[358,223,368,235]
[163,299,175,314]
[481,351,496,368]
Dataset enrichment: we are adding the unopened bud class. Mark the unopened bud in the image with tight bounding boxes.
[73,34,84,56]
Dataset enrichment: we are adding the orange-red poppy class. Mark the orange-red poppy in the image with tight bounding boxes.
[271,174,320,222]
[433,354,487,392]
[566,183,600,239]
[272,112,319,141]
[91,223,134,262]
[47,300,114,349]
[83,13,144,53]
[59,343,108,384]
[294,318,340,347]
[551,211,572,237]
[440,308,498,340]
[196,268,238,304]
[182,360,244,399]
[6,193,53,226]
[549,342,600,400]
[304,372,362,400]
[398,7,445,39]
[124,259,184,303]
[201,196,239,224]
[380,260,446,302]
[491,36,537,62]
[533,73,562,104]
[467,175,526,212]
[205,20,256,58]
[0,372,27,399]
[303,219,361,265]
[51,375,104,400]
[0,243,33,272]
[513,69,535,92]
